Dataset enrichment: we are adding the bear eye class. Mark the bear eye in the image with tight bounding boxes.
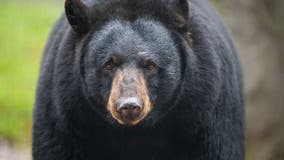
[104,57,117,71]
[144,60,156,71]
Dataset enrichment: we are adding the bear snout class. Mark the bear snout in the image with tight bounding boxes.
[116,97,144,121]
[107,69,152,125]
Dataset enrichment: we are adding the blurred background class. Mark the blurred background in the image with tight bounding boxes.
[0,0,283,159]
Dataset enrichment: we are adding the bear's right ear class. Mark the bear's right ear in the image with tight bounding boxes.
[65,0,90,34]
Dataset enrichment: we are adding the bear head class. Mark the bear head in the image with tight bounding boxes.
[65,0,192,127]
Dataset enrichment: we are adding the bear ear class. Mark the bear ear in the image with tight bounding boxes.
[65,0,90,34]
[166,0,190,28]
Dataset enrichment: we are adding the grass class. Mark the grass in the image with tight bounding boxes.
[0,0,62,142]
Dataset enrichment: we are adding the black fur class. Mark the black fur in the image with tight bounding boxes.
[33,0,244,159]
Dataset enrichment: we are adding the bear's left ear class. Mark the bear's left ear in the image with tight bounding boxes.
[65,0,90,34]
[166,0,190,28]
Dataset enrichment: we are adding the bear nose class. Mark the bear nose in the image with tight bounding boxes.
[116,98,143,121]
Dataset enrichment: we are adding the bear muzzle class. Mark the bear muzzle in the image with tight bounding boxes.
[107,68,152,126]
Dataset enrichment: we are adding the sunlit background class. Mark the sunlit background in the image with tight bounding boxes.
[0,0,283,160]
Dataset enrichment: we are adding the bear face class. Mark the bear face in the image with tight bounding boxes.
[79,18,183,126]
[64,0,191,127]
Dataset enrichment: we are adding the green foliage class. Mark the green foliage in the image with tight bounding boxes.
[0,1,62,142]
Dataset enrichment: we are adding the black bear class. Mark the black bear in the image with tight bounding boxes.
[33,0,244,160]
